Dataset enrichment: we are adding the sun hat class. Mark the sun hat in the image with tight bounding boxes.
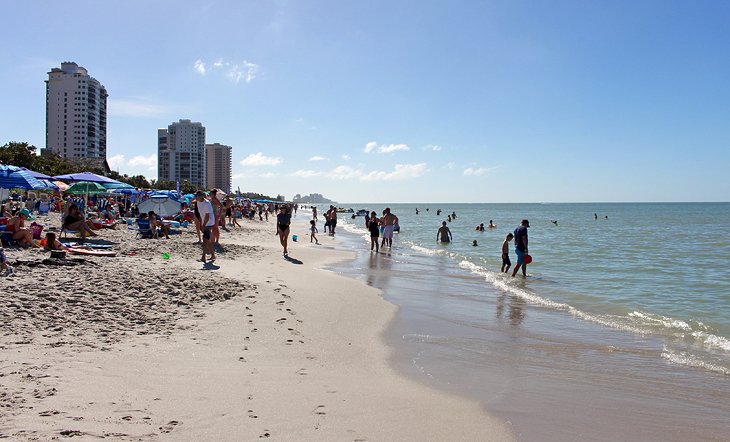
[19,209,35,220]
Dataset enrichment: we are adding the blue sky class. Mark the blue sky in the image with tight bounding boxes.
[2,0,729,202]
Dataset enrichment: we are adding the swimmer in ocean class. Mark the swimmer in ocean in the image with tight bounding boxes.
[437,221,452,243]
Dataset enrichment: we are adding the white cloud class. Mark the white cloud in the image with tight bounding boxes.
[107,154,125,169]
[364,141,377,153]
[232,173,245,179]
[259,172,277,178]
[291,169,321,178]
[194,58,260,84]
[194,59,206,75]
[361,163,428,181]
[309,156,327,161]
[364,141,410,154]
[463,167,488,176]
[423,144,442,151]
[129,154,157,171]
[331,165,361,180]
[379,143,409,153]
[446,162,455,169]
[341,154,351,161]
[241,152,282,167]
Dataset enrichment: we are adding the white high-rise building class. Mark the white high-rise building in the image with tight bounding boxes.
[45,62,108,159]
[158,119,206,187]
[205,143,232,193]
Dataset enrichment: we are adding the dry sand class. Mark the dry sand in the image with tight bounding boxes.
[0,212,513,441]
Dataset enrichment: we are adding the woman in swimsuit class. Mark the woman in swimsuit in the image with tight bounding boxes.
[63,203,96,242]
[192,200,202,242]
[367,211,380,252]
[276,205,292,256]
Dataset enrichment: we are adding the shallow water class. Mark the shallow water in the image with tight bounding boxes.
[317,203,730,441]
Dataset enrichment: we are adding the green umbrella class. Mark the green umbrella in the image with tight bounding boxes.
[65,181,107,194]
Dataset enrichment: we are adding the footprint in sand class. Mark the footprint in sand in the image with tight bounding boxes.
[247,409,258,418]
[275,300,285,305]
[238,357,246,362]
[313,405,326,415]
[276,318,287,324]
[159,420,181,433]
[296,368,308,376]
[259,430,271,438]
[38,410,61,416]
[285,339,294,345]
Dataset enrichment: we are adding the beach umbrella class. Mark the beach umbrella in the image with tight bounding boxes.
[0,164,53,190]
[53,171,119,184]
[54,181,70,191]
[138,194,182,217]
[64,181,107,195]
[110,187,140,195]
[22,168,55,180]
[102,181,134,190]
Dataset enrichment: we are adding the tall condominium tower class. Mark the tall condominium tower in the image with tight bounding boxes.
[205,143,232,193]
[45,62,108,159]
[158,119,206,187]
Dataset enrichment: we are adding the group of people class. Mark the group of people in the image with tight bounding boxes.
[363,208,399,253]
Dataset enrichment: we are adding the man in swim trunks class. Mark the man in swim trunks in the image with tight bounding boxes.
[328,205,337,235]
[380,208,398,248]
[437,221,452,243]
[196,191,216,262]
[512,219,529,277]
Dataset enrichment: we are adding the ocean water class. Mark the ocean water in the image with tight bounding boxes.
[311,203,730,440]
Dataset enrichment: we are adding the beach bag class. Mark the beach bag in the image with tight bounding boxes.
[30,223,44,240]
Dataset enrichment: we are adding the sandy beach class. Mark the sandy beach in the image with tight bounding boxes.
[0,212,513,441]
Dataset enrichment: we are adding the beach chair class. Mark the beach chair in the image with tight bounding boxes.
[136,218,155,239]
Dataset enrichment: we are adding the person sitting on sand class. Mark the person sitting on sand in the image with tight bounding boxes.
[6,209,40,248]
[43,232,67,251]
[148,211,170,239]
[63,203,98,242]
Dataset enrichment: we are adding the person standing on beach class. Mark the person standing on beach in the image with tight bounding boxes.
[196,191,216,262]
[367,211,380,252]
[380,208,398,248]
[329,205,338,235]
[501,233,513,273]
[511,219,529,277]
[209,189,223,244]
[312,206,318,221]
[437,221,452,243]
[277,205,292,256]
[310,219,319,244]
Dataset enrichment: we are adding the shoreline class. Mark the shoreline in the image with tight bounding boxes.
[325,210,730,441]
[0,212,513,440]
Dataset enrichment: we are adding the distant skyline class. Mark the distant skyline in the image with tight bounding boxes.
[2,0,729,203]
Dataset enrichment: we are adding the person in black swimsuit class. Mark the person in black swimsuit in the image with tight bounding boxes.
[276,205,292,256]
[367,211,380,252]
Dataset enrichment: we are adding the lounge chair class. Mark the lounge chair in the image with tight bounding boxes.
[136,218,155,239]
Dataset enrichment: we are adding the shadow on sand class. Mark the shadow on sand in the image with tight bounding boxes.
[284,255,303,265]
[201,261,220,271]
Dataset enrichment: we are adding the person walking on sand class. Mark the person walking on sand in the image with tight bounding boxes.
[277,205,292,256]
[209,189,223,244]
[196,191,216,262]
[310,219,319,244]
[437,221,452,243]
[511,219,529,277]
[380,208,398,249]
[367,211,380,252]
[501,233,513,273]
[312,206,318,221]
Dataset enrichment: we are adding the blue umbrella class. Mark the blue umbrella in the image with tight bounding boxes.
[103,182,134,189]
[22,168,55,180]
[0,164,54,190]
[53,171,120,184]
[110,187,140,195]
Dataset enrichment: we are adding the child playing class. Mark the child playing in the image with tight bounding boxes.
[43,232,67,251]
[0,247,13,276]
[310,219,319,244]
[501,233,513,273]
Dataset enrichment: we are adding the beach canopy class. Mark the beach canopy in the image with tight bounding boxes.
[0,164,56,190]
[138,194,182,217]
[64,181,107,195]
[53,171,120,184]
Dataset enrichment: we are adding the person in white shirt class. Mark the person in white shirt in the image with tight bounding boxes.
[195,191,216,262]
